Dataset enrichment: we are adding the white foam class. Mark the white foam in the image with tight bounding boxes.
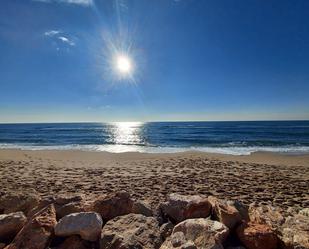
[0,143,309,155]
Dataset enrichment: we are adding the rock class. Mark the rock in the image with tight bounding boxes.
[52,235,93,249]
[160,218,229,249]
[160,193,211,223]
[100,213,162,249]
[56,201,89,219]
[160,222,174,240]
[0,243,5,249]
[0,192,40,216]
[281,213,309,249]
[299,208,309,217]
[131,201,153,217]
[161,232,197,249]
[208,196,242,229]
[55,194,84,206]
[236,222,278,249]
[92,192,134,221]
[248,204,285,230]
[5,204,57,249]
[227,200,249,221]
[55,212,102,242]
[27,197,56,218]
[0,212,27,242]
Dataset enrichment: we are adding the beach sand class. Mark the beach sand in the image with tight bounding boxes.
[0,149,308,212]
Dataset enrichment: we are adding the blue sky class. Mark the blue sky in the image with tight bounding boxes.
[1,0,309,122]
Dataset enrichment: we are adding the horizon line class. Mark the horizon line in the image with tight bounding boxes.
[1,119,309,125]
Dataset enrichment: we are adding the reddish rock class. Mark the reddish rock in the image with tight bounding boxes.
[208,196,242,229]
[160,193,211,223]
[53,235,92,249]
[92,192,134,221]
[249,204,285,230]
[0,192,40,216]
[5,204,57,249]
[236,222,278,249]
[0,212,27,241]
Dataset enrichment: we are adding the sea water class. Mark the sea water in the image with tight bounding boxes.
[0,121,309,155]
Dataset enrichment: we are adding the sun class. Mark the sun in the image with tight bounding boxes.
[115,55,132,74]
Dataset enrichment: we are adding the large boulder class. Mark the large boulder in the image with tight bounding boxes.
[281,213,309,249]
[0,192,40,216]
[236,222,278,249]
[160,194,211,223]
[160,218,229,249]
[208,196,242,229]
[5,204,57,249]
[0,212,27,242]
[100,213,162,249]
[52,235,93,249]
[92,192,134,221]
[55,212,102,242]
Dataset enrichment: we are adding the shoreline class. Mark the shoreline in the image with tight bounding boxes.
[0,148,309,166]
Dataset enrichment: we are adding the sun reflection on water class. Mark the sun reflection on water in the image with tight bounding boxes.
[108,122,143,145]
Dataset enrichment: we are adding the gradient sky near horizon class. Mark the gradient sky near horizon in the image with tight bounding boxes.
[1,0,309,123]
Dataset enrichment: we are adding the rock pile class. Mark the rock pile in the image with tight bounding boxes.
[0,191,308,249]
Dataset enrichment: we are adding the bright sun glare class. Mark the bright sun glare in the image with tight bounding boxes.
[115,55,132,74]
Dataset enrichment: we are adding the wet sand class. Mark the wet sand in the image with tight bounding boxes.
[0,149,308,211]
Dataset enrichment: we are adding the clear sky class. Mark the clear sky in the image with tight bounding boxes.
[1,0,309,123]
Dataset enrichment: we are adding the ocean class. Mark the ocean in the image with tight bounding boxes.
[0,121,309,155]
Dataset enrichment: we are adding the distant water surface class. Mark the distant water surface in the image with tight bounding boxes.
[0,121,309,155]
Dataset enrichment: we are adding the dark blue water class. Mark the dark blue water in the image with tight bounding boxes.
[0,121,309,155]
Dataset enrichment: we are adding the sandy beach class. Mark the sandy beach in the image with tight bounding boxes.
[0,149,308,212]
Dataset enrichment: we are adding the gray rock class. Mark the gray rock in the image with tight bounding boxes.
[160,193,211,223]
[55,212,103,242]
[160,218,229,249]
[100,213,162,249]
